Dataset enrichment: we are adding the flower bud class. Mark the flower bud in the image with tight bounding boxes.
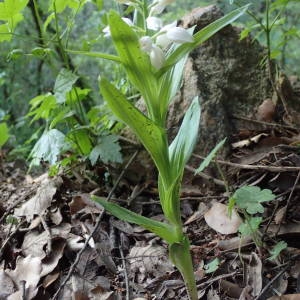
[146,17,163,31]
[166,27,194,44]
[150,45,165,69]
[139,36,153,53]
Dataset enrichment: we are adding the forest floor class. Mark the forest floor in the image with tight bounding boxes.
[1,122,300,300]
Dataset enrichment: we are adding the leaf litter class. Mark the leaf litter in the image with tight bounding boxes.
[1,105,300,299]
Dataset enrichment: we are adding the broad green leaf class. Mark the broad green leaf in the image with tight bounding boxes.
[92,195,178,244]
[29,129,68,165]
[89,135,122,165]
[66,87,90,105]
[100,78,170,182]
[0,0,29,20]
[54,69,78,104]
[0,24,11,42]
[233,186,275,214]
[238,217,262,236]
[27,94,57,122]
[108,10,159,121]
[49,109,75,129]
[0,122,9,147]
[169,97,200,176]
[268,241,287,261]
[204,258,220,274]
[67,128,92,155]
[158,4,250,75]
[195,138,226,174]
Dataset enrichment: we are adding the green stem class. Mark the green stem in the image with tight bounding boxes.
[169,236,198,300]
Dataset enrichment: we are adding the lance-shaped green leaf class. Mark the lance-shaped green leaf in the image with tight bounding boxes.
[158,174,182,226]
[92,195,179,244]
[67,49,121,63]
[157,4,250,75]
[157,41,191,121]
[195,138,226,174]
[100,78,170,182]
[169,97,201,177]
[108,10,159,120]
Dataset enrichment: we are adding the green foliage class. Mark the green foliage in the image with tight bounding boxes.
[29,129,68,166]
[195,138,226,173]
[204,258,220,274]
[0,122,9,147]
[54,69,78,104]
[89,135,122,165]
[232,185,275,214]
[0,0,29,42]
[268,241,287,261]
[238,216,262,236]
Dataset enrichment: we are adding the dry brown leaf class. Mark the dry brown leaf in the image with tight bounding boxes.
[217,236,252,250]
[42,272,60,288]
[41,238,66,277]
[14,177,62,221]
[220,279,243,298]
[247,252,262,297]
[0,269,15,297]
[207,288,221,300]
[129,242,174,283]
[274,206,287,225]
[184,202,208,225]
[204,203,242,234]
[50,207,63,225]
[232,133,268,149]
[22,230,49,259]
[256,98,276,122]
[7,255,42,300]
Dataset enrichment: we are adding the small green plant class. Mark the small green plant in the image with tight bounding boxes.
[89,1,249,299]
[229,185,275,246]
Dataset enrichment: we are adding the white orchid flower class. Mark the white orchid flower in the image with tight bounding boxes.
[146,17,163,31]
[102,17,133,37]
[150,44,165,69]
[156,22,194,48]
[139,36,153,53]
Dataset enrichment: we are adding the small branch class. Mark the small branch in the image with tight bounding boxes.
[185,165,225,187]
[192,154,300,173]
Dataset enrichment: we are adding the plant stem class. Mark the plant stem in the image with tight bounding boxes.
[169,236,198,300]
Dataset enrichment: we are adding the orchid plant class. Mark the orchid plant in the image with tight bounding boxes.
[90,1,249,299]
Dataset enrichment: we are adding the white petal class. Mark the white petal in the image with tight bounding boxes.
[150,45,165,69]
[158,0,175,4]
[166,27,194,44]
[150,3,166,15]
[116,0,132,3]
[146,16,163,31]
[156,33,171,49]
[102,26,110,37]
[122,17,133,26]
[160,21,177,32]
[139,36,153,53]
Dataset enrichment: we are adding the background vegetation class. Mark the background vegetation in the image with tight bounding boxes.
[0,0,299,165]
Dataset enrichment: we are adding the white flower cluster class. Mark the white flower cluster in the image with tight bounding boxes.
[109,0,194,69]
